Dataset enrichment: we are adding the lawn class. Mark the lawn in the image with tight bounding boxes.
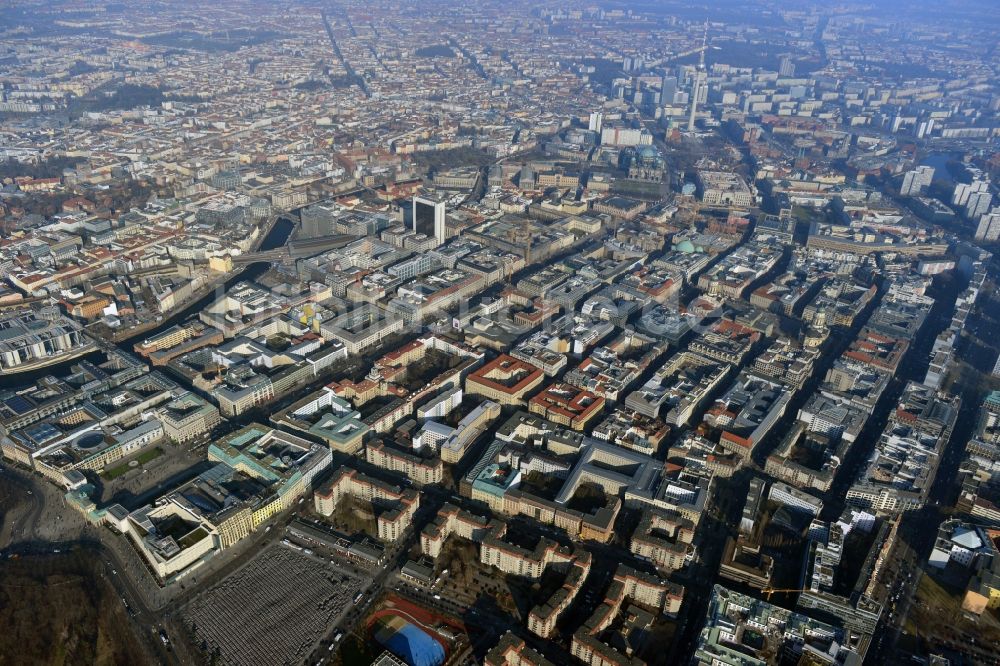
[100,446,164,480]
[136,447,164,465]
[100,463,131,481]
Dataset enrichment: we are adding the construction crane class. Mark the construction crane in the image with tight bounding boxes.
[760,587,810,601]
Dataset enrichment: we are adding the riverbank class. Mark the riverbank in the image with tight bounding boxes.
[0,341,98,378]
[0,216,297,388]
[109,278,229,346]
[112,215,293,346]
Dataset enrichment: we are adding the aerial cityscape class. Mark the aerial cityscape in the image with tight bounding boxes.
[1,1,999,665]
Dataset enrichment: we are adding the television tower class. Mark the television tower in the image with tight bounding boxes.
[687,24,708,132]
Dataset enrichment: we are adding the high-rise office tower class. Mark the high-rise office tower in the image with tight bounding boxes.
[661,74,676,104]
[300,203,337,239]
[779,55,795,77]
[412,194,446,244]
[900,166,935,196]
[623,56,644,72]
[975,210,1000,241]
[953,179,989,207]
[687,69,706,132]
[588,111,603,133]
[967,191,993,221]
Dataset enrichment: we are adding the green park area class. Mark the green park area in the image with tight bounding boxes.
[100,446,164,481]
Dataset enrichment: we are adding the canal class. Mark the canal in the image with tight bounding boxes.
[116,215,296,346]
[0,216,296,389]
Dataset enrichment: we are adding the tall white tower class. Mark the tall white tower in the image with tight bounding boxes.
[687,25,708,132]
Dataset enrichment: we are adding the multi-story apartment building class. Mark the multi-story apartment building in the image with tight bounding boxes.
[420,503,502,558]
[366,440,443,485]
[466,355,546,405]
[528,382,606,431]
[572,565,683,665]
[314,467,419,542]
[630,509,695,572]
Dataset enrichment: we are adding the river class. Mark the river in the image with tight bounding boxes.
[920,153,960,184]
[0,216,295,389]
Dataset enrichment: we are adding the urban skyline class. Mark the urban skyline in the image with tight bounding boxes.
[0,1,999,666]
